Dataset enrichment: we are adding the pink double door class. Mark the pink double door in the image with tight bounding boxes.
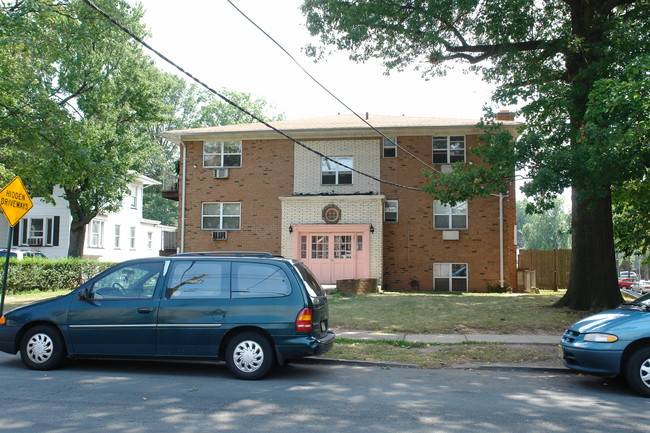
[292,224,371,285]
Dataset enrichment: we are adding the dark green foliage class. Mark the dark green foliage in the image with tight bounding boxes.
[1,258,114,294]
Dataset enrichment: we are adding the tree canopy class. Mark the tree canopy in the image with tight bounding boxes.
[302,0,650,310]
[0,0,172,256]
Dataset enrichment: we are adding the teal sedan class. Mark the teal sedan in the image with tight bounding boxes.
[561,293,650,397]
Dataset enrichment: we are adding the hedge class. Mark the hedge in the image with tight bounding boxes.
[0,258,115,294]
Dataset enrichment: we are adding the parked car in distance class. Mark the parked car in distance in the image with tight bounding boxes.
[0,252,335,379]
[619,278,640,289]
[561,293,650,397]
[631,280,650,295]
[620,271,638,279]
[0,249,47,259]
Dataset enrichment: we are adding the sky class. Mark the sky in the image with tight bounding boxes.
[130,0,503,121]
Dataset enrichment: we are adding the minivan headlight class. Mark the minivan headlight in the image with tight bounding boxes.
[584,333,618,343]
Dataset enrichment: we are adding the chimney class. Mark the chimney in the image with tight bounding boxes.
[495,110,515,121]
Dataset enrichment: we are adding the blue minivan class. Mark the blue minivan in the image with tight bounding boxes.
[0,252,335,379]
[561,293,650,397]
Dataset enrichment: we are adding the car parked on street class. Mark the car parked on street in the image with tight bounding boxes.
[0,249,47,259]
[0,252,335,379]
[619,278,640,290]
[561,293,650,397]
[631,280,650,295]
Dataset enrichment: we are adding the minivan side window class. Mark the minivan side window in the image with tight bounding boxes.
[232,263,291,298]
[165,260,230,299]
[91,262,164,299]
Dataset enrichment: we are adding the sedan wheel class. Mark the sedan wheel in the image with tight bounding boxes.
[20,325,66,370]
[225,332,274,380]
[625,347,650,397]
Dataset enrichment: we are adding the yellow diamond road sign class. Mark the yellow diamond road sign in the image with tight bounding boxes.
[0,176,33,227]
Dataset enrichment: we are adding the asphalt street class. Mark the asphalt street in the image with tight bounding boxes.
[0,351,648,433]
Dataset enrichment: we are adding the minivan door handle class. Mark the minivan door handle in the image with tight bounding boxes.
[137,307,154,314]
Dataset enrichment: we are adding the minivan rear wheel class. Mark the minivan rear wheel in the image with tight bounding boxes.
[225,332,274,380]
[20,325,66,370]
[624,347,650,397]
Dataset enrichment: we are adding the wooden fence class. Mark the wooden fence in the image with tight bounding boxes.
[518,249,571,291]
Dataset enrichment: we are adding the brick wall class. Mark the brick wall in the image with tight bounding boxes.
[180,139,294,254]
[380,134,517,291]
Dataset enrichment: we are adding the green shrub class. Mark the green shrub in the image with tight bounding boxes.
[0,258,115,294]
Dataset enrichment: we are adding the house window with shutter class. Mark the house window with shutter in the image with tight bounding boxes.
[17,217,58,247]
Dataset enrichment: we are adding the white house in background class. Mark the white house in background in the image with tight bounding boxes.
[0,175,176,262]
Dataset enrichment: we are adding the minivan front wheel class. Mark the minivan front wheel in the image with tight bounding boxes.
[20,325,66,370]
[625,347,650,397]
[225,332,274,380]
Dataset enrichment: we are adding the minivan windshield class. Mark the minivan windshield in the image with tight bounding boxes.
[294,262,325,298]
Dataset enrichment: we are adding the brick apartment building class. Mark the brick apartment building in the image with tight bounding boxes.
[161,113,520,292]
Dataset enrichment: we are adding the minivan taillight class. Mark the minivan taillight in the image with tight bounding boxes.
[295,308,313,331]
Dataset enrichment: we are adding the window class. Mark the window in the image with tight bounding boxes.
[114,225,121,249]
[21,218,50,246]
[434,200,467,229]
[311,236,329,259]
[147,231,153,249]
[91,261,164,299]
[202,202,241,230]
[383,137,397,158]
[89,220,105,248]
[434,263,468,292]
[321,157,353,185]
[385,200,398,222]
[232,263,291,298]
[130,227,136,249]
[203,141,242,168]
[165,260,230,299]
[432,136,465,164]
[334,235,353,259]
[130,186,138,209]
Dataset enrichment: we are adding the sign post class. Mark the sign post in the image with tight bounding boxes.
[0,176,34,316]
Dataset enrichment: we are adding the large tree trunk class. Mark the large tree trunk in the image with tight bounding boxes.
[68,220,87,257]
[555,186,622,310]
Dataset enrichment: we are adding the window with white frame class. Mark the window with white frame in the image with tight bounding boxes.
[147,231,153,249]
[202,202,241,230]
[432,136,465,164]
[203,141,242,168]
[321,156,353,185]
[20,217,54,246]
[130,227,136,249]
[433,263,468,292]
[384,200,398,222]
[88,220,105,248]
[130,186,138,209]
[383,137,397,158]
[114,225,121,249]
[434,200,468,229]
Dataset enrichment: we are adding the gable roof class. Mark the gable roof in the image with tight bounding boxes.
[160,113,522,144]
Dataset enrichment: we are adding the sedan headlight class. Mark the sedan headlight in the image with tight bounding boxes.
[584,333,618,343]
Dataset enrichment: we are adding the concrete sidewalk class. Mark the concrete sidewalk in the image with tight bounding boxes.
[334,329,561,345]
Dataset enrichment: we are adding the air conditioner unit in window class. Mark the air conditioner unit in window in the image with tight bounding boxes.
[212,231,228,240]
[213,168,229,179]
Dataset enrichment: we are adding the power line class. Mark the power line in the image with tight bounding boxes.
[226,0,439,173]
[80,0,423,192]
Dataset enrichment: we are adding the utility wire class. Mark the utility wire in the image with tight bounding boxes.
[81,0,422,192]
[226,0,439,173]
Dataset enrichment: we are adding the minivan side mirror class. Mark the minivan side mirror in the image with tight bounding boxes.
[78,287,93,301]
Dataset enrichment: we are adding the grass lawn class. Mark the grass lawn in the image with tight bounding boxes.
[327,290,589,335]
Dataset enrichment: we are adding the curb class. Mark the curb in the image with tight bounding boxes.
[299,356,570,373]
